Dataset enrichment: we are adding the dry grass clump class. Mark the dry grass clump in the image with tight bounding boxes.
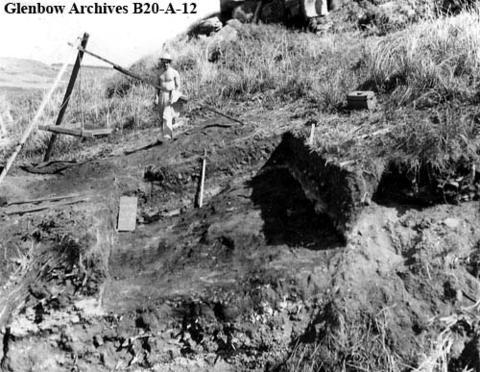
[365,8,480,106]
[385,106,480,170]
[282,299,480,371]
[415,301,480,372]
[281,302,404,372]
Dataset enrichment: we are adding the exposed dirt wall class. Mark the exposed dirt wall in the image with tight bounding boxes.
[278,131,384,237]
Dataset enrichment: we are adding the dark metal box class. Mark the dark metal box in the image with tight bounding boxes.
[347,91,376,110]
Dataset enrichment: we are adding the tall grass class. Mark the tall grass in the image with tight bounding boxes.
[1,68,156,161]
[108,24,369,113]
[282,304,404,372]
[4,8,480,166]
[365,8,480,106]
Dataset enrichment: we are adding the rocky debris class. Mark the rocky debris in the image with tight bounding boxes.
[306,14,332,34]
[232,1,257,23]
[220,0,246,20]
[359,1,417,34]
[219,0,431,36]
[188,17,223,37]
[443,217,461,229]
[209,20,240,45]
[219,0,338,33]
[440,0,477,15]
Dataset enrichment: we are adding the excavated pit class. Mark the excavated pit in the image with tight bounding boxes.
[272,131,476,236]
[272,132,384,238]
[4,119,480,370]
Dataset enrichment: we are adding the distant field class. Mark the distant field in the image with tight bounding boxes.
[0,57,58,91]
[0,57,113,94]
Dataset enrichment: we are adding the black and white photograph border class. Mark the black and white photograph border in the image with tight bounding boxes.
[1,0,480,370]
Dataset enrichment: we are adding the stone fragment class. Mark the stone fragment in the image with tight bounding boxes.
[443,218,460,229]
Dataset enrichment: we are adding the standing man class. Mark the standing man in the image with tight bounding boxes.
[154,52,181,139]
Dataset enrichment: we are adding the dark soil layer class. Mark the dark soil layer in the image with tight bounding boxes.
[278,127,480,239]
[2,113,480,371]
[278,131,384,237]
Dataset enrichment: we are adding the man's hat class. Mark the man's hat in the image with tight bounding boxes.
[159,52,173,61]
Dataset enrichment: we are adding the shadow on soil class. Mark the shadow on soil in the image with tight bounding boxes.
[249,166,343,250]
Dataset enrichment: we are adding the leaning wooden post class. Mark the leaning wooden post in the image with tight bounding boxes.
[43,32,89,162]
[252,0,264,24]
[0,61,71,185]
[196,149,207,208]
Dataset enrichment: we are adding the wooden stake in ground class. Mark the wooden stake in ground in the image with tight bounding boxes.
[43,33,90,162]
[308,123,316,145]
[253,0,264,24]
[196,149,207,208]
[0,56,72,186]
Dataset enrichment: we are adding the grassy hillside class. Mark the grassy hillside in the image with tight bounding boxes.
[111,9,480,187]
[2,4,480,371]
[2,7,480,197]
[0,57,58,91]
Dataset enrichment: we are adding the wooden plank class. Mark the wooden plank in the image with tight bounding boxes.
[117,197,138,232]
[8,193,83,206]
[38,125,94,138]
[39,125,112,138]
[20,160,78,175]
[84,128,113,136]
[5,197,90,215]
[44,33,90,161]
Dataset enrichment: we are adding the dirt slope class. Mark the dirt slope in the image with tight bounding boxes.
[1,105,480,371]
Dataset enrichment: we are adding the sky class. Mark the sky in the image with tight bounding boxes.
[0,0,220,66]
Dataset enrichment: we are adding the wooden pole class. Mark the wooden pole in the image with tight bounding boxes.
[0,60,71,186]
[196,149,207,208]
[308,123,316,145]
[0,114,5,138]
[253,0,264,24]
[43,33,90,162]
[76,45,152,86]
[201,105,245,126]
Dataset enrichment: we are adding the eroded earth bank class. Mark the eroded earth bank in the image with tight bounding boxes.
[1,115,480,371]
